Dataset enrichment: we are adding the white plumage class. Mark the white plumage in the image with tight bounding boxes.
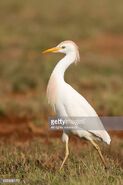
[43,40,111,169]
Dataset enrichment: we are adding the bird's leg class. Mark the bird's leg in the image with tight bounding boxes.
[90,140,107,169]
[60,140,69,170]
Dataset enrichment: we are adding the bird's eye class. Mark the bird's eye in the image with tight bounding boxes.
[61,46,66,49]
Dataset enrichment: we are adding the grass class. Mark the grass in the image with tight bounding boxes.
[0,138,123,185]
[0,0,123,184]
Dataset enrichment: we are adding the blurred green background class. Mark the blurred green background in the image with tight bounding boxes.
[0,0,123,121]
[0,1,123,184]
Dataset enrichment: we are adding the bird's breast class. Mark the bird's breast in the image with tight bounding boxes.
[46,74,59,108]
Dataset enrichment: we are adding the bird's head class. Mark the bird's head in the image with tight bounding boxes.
[42,40,80,63]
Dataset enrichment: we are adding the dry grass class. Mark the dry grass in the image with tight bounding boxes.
[0,138,123,185]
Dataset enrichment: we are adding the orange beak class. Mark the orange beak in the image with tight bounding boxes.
[42,47,60,54]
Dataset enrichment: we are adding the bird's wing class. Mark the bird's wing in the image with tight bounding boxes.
[59,83,111,144]
[61,83,98,117]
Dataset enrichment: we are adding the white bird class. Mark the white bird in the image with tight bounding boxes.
[43,40,111,170]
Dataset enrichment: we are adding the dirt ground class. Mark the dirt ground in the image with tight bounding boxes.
[0,115,122,146]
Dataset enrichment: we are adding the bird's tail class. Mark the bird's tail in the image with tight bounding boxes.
[90,130,111,145]
[102,131,111,145]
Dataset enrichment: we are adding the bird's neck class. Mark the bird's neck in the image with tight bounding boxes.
[52,52,76,80]
[47,53,76,107]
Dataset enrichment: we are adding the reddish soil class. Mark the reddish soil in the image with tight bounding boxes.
[0,116,61,145]
[80,34,123,57]
[0,116,122,145]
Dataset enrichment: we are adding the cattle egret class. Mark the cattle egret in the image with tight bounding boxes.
[43,41,111,170]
